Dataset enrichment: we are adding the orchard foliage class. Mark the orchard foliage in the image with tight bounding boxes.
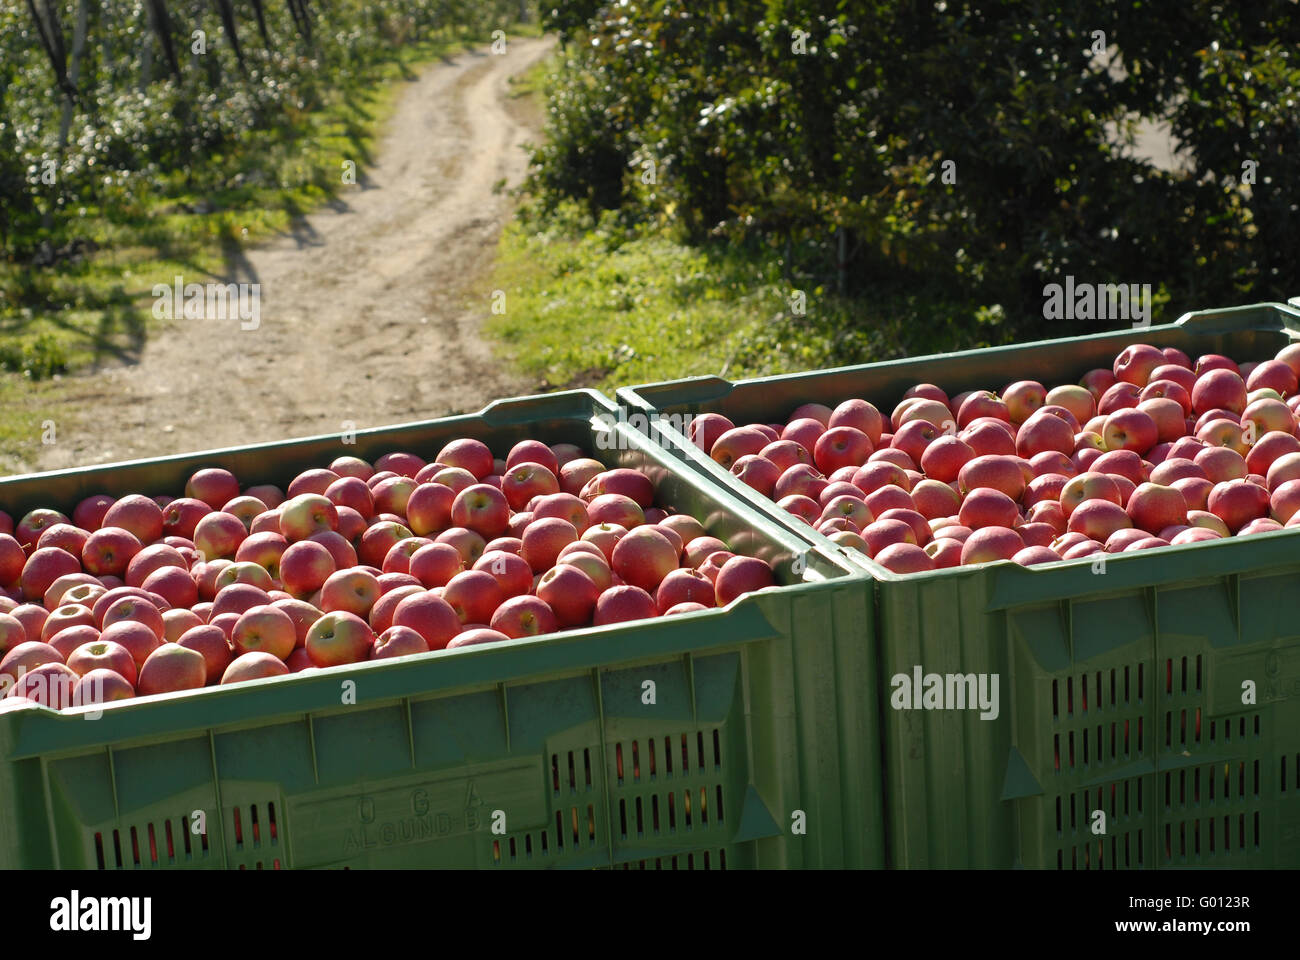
[0,0,521,260]
[527,1,1300,346]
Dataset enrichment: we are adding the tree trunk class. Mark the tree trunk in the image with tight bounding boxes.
[147,0,182,79]
[212,0,247,73]
[140,19,153,92]
[249,0,272,47]
[42,0,90,233]
[25,0,78,105]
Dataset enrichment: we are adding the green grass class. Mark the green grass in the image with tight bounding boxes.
[0,21,537,469]
[486,202,1008,394]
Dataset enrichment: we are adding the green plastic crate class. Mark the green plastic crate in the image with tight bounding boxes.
[619,302,1300,869]
[0,390,880,870]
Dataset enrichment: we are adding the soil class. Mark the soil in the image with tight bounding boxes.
[31,35,555,473]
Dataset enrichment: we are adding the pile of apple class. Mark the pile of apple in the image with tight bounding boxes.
[692,341,1300,574]
[0,438,778,710]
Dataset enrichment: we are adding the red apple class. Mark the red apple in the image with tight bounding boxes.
[322,476,374,518]
[1267,452,1300,491]
[442,628,508,648]
[319,568,382,618]
[403,482,455,536]
[370,452,423,479]
[20,548,81,602]
[220,651,289,684]
[809,426,872,474]
[1067,499,1133,541]
[584,489,646,529]
[649,567,713,613]
[5,661,77,707]
[521,518,579,573]
[445,483,508,539]
[381,537,433,576]
[435,527,487,566]
[231,604,297,660]
[431,439,491,480]
[1016,412,1075,458]
[14,509,67,549]
[862,519,915,557]
[392,592,461,650]
[609,527,678,592]
[1150,457,1206,486]
[725,455,778,497]
[67,636,138,684]
[1009,545,1060,566]
[923,538,963,569]
[0,534,24,588]
[308,530,357,569]
[367,583,423,634]
[528,565,596,627]
[559,458,605,497]
[583,469,656,509]
[483,593,559,640]
[1114,343,1165,386]
[1102,408,1159,454]
[959,527,1024,565]
[181,468,237,510]
[781,418,825,454]
[584,585,654,626]
[0,612,27,656]
[41,603,95,642]
[1193,444,1248,483]
[408,542,464,588]
[214,560,275,594]
[100,495,163,545]
[135,643,206,696]
[172,625,232,684]
[355,521,412,568]
[1246,431,1300,477]
[98,619,161,671]
[1238,517,1284,536]
[473,550,534,598]
[193,510,247,561]
[1080,367,1118,401]
[45,622,99,661]
[369,624,430,660]
[957,455,1025,500]
[442,570,506,624]
[1192,368,1248,416]
[279,540,337,597]
[67,495,115,533]
[710,427,771,470]
[827,399,884,443]
[1098,381,1141,416]
[278,494,339,543]
[303,611,373,666]
[1247,359,1298,397]
[496,460,559,512]
[1126,482,1188,534]
[1206,479,1269,532]
[35,523,89,560]
[870,542,932,573]
[1005,380,1052,424]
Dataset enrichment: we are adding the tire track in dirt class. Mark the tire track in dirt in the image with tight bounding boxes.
[31,34,554,473]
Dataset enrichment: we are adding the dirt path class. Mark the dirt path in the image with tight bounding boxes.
[35,35,554,472]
